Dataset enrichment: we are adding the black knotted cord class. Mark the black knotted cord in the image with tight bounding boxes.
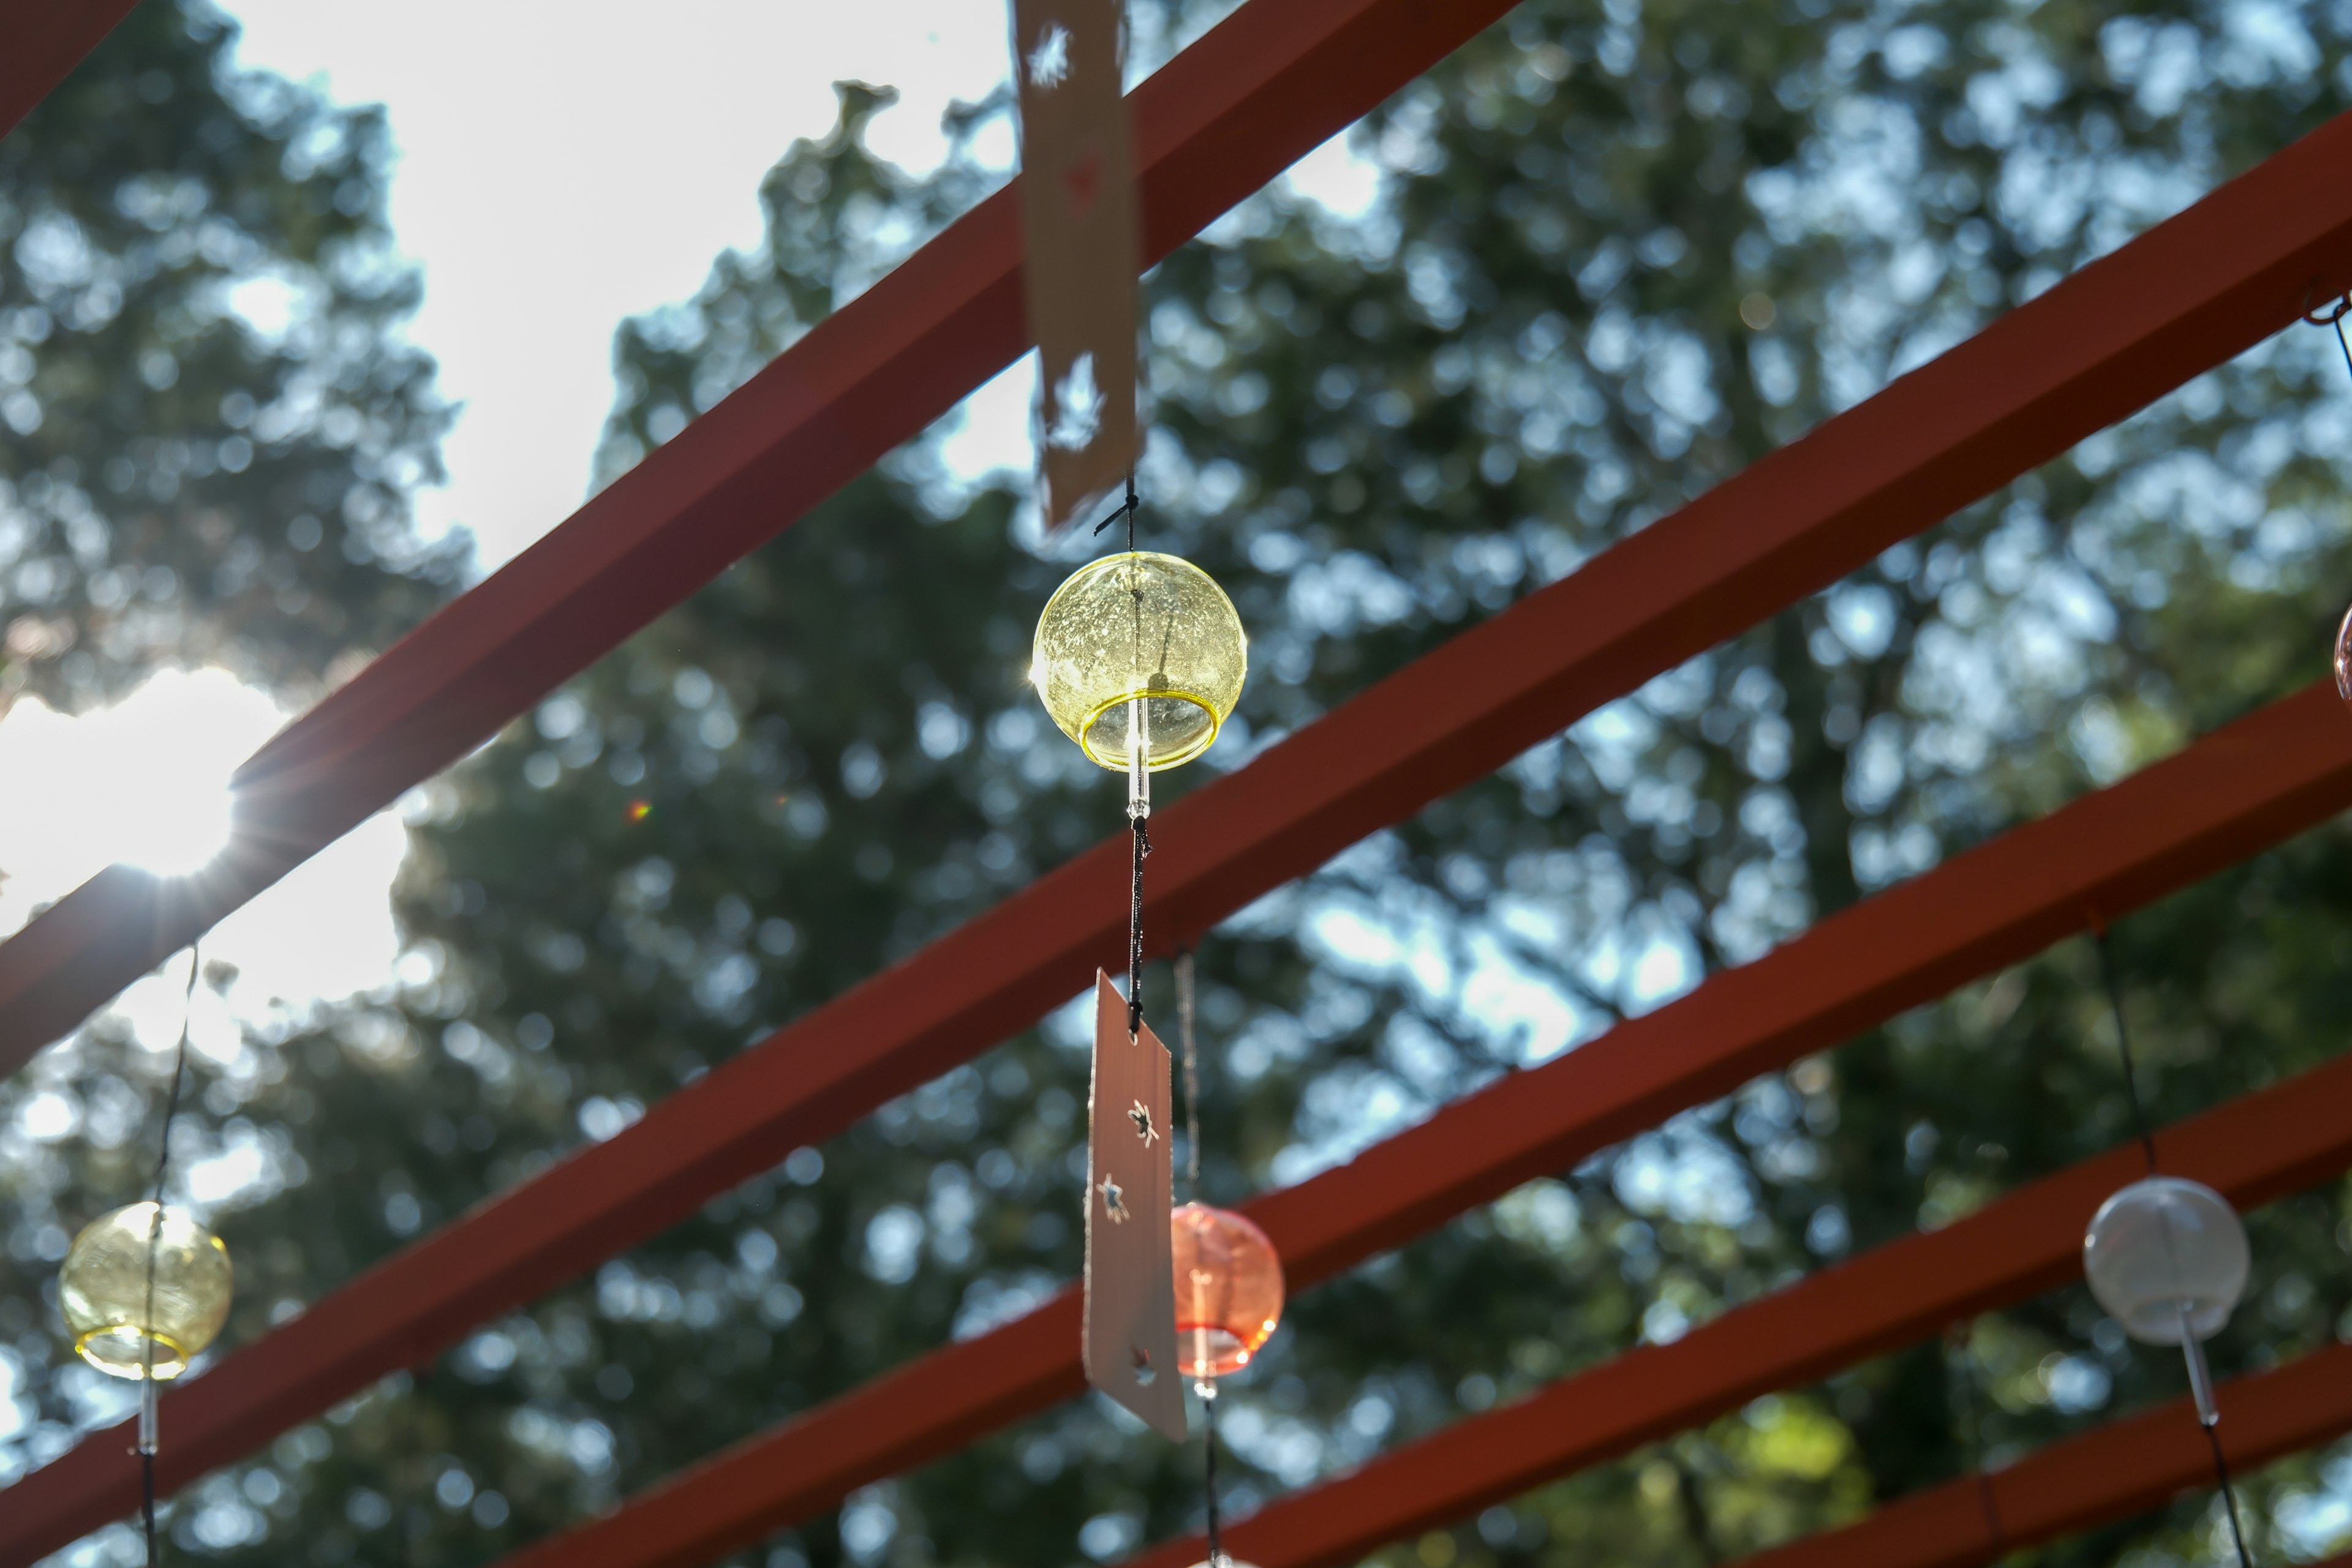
[1947,1322,2007,1559]
[1177,949,1200,1194]
[2094,927,2254,1568]
[1117,471,1150,1043]
[1128,807,1151,1042]
[140,941,202,1568]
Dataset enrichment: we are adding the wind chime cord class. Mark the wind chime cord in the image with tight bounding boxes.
[2092,930,2159,1176]
[1128,814,1150,1040]
[1202,1386,1222,1567]
[2310,288,2352,380]
[1121,471,1150,1044]
[1177,950,1200,1193]
[2096,926,2255,1566]
[1948,1324,2007,1559]
[140,942,202,1568]
[2207,1422,2256,1568]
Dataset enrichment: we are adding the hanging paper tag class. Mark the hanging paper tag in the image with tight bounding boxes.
[1009,0,1140,530]
[1082,968,1184,1437]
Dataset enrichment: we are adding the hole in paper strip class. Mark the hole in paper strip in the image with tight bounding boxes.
[1047,351,1104,451]
[1027,23,1071,88]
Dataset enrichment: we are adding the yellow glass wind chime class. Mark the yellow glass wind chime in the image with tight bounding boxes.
[57,948,236,1566]
[1033,484,1284,1568]
[1009,0,1284,1555]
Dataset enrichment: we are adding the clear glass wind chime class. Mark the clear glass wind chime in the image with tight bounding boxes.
[2314,288,2352,702]
[2078,930,2256,1568]
[58,947,236,1566]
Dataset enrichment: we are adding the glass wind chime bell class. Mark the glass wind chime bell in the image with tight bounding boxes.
[2315,289,2352,707]
[1033,549,1247,781]
[59,947,236,1566]
[2079,930,2256,1568]
[60,1202,234,1381]
[1173,1202,1284,1382]
[1040,492,1250,1442]
[2082,1176,2249,1422]
[1170,1204,1284,1568]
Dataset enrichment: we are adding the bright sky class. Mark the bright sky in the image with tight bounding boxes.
[0,670,409,1025]
[221,0,1031,568]
[0,1,1383,1035]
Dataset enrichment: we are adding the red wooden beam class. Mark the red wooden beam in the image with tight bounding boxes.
[477,681,2352,1568]
[1731,1343,2352,1568]
[0,0,141,141]
[2,26,2350,1084]
[1124,1038,2352,1568]
[0,0,1525,1066]
[2,98,2350,1568]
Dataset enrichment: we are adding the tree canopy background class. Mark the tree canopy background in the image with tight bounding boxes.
[4,0,2352,1566]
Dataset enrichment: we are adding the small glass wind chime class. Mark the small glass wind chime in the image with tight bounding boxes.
[2078,930,2256,1568]
[2311,287,2352,703]
[58,947,236,1566]
[1169,952,1284,1568]
[1031,476,1248,1442]
[1006,0,1284,1546]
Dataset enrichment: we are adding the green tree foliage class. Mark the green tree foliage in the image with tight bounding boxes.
[0,0,466,1521]
[8,0,2352,1565]
[0,0,462,709]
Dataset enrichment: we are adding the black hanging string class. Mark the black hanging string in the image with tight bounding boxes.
[2207,1424,2256,1568]
[1114,472,1149,1043]
[2094,927,2254,1568]
[140,942,202,1568]
[1178,929,1222,1562]
[1128,814,1151,1041]
[1177,949,1200,1194]
[2092,930,2159,1177]
[1202,1385,1223,1567]
[1947,1322,2007,1559]
[2304,288,2352,380]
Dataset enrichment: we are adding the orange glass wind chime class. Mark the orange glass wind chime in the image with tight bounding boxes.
[1171,949,1284,1568]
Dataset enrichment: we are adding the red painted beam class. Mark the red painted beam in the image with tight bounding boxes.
[0,0,1525,1066]
[1,13,2349,1083]
[0,0,141,141]
[1731,1343,2352,1568]
[13,73,2352,1568]
[1125,1039,2352,1568]
[477,680,2352,1568]
[4,98,2351,1568]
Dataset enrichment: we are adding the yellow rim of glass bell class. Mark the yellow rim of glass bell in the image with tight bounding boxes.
[1032,550,1247,774]
[74,1325,196,1379]
[1071,686,1224,772]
